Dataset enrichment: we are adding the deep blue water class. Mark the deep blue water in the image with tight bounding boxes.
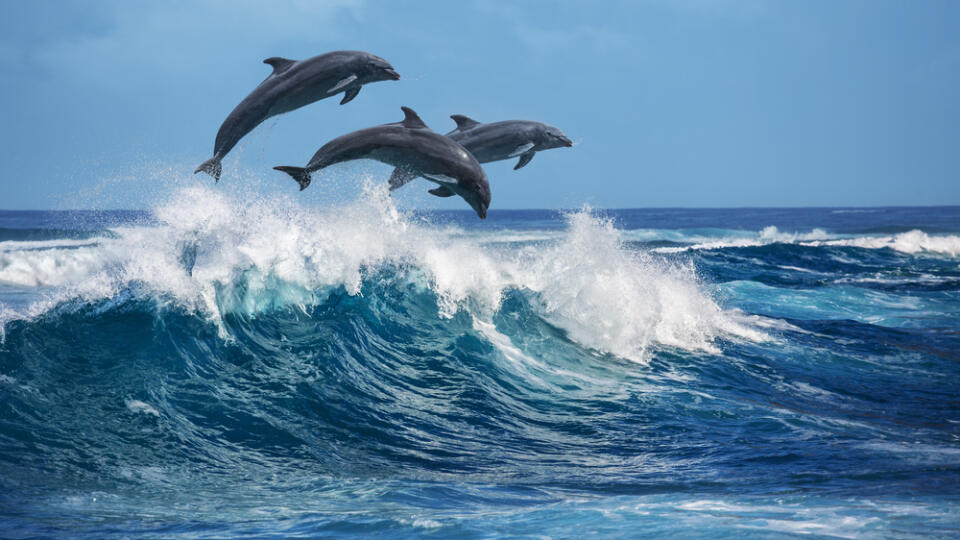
[1,191,959,538]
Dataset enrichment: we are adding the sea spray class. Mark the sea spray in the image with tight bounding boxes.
[0,183,758,361]
[508,209,764,361]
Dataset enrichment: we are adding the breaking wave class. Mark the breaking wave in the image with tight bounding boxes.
[651,225,960,257]
[0,184,760,361]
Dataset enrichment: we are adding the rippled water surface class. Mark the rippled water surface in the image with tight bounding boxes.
[1,189,958,538]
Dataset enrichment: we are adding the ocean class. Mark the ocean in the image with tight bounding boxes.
[1,186,958,538]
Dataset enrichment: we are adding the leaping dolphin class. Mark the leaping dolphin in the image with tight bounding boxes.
[196,50,401,182]
[388,115,573,191]
[274,107,491,219]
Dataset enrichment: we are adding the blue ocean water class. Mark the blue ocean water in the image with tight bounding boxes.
[1,187,958,538]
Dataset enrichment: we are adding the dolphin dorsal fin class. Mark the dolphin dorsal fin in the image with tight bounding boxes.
[263,57,296,74]
[450,114,480,131]
[400,106,428,129]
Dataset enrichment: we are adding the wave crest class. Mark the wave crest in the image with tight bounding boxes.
[653,225,960,257]
[0,184,758,361]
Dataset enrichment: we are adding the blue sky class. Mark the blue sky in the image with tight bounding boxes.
[1,0,958,210]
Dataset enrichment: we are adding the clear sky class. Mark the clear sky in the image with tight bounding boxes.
[1,0,958,210]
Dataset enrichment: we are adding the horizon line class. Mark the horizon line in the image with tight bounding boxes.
[2,204,960,213]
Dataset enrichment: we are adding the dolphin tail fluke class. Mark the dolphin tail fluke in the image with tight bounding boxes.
[273,166,312,191]
[194,157,222,182]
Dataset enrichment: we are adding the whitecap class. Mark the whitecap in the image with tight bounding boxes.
[0,182,768,364]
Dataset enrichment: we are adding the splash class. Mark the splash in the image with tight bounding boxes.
[0,184,759,361]
[511,210,765,359]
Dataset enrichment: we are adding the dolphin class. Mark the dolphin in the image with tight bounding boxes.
[195,50,400,182]
[388,115,573,191]
[274,107,491,219]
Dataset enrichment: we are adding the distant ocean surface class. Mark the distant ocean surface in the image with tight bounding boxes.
[1,187,958,538]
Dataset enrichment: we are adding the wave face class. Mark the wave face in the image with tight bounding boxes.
[1,190,959,538]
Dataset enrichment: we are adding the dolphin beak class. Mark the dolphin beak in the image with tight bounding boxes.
[385,68,401,80]
[561,136,574,147]
[477,206,487,220]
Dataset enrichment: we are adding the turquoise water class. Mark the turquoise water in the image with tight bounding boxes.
[1,188,958,537]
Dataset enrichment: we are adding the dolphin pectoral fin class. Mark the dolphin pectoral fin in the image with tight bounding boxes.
[340,86,361,105]
[388,168,418,191]
[428,186,456,198]
[273,166,312,191]
[515,151,536,170]
[329,75,358,94]
[508,142,536,158]
[195,157,222,182]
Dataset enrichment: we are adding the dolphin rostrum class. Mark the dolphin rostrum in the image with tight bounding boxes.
[274,107,491,219]
[388,115,573,191]
[195,50,400,182]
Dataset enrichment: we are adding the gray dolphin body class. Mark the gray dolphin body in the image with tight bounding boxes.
[196,50,400,182]
[274,107,491,219]
[388,115,573,191]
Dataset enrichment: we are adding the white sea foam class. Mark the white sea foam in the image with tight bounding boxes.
[807,230,960,257]
[0,182,764,362]
[411,518,442,529]
[831,209,879,214]
[0,248,112,288]
[598,497,884,538]
[125,399,160,416]
[858,441,960,464]
[0,239,101,252]
[833,272,949,286]
[453,229,562,244]
[653,226,830,253]
[512,211,768,360]
[652,225,960,258]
